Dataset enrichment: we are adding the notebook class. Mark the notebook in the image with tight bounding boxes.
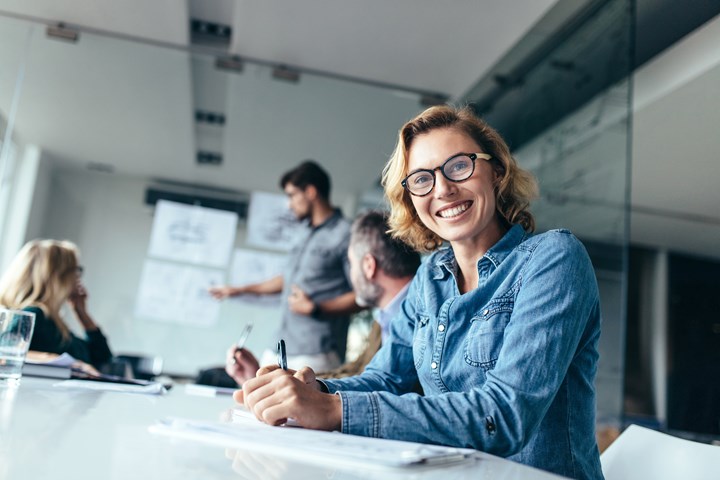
[150,416,477,469]
[22,362,72,379]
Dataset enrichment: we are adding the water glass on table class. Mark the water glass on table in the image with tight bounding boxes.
[0,309,36,387]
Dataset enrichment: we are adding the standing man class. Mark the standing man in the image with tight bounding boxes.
[225,210,421,383]
[210,160,358,371]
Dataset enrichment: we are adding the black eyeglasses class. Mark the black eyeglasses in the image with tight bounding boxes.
[401,152,492,197]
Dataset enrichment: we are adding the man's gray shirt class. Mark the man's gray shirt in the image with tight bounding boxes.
[277,209,352,357]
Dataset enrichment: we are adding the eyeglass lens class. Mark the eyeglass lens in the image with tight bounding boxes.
[405,154,475,195]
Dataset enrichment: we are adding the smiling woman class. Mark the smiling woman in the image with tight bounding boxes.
[237,105,604,480]
[384,107,538,255]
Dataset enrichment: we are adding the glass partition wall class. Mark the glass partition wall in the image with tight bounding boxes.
[0,14,424,375]
[462,0,635,425]
[0,17,34,263]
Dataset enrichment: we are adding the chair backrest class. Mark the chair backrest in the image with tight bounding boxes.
[601,424,720,480]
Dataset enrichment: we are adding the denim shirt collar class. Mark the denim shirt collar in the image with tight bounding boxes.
[431,224,528,280]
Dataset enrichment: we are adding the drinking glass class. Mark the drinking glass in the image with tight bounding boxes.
[0,309,36,386]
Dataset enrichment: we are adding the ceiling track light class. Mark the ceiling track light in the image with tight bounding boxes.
[46,23,79,43]
[272,65,300,83]
[215,56,244,73]
[196,151,223,166]
[195,110,226,126]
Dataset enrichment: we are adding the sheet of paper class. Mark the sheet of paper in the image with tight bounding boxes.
[135,260,223,326]
[228,249,287,306]
[25,352,77,367]
[148,200,238,268]
[150,417,476,469]
[184,384,237,397]
[54,379,167,395]
[245,192,306,251]
[231,406,298,426]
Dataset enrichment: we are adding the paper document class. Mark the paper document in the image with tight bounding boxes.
[245,192,305,251]
[148,200,238,268]
[150,417,476,469]
[25,352,77,367]
[54,379,167,395]
[184,383,237,397]
[231,406,299,427]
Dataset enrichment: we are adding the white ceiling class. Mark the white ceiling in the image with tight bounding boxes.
[0,0,563,201]
[1,0,719,260]
[0,0,560,99]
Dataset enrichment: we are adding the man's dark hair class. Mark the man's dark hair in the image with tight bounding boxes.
[351,210,421,278]
[279,160,331,200]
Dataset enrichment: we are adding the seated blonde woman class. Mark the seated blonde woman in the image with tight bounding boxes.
[0,240,113,370]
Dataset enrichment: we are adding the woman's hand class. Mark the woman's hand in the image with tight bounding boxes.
[234,366,340,431]
[67,280,99,331]
[71,360,100,376]
[68,280,88,313]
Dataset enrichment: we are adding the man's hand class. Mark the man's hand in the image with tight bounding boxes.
[208,285,242,300]
[233,366,339,431]
[288,285,315,315]
[225,346,260,385]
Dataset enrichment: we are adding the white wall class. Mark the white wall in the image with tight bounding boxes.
[35,165,333,375]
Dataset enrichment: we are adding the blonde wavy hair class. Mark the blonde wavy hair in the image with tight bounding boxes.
[382,105,538,252]
[0,239,80,340]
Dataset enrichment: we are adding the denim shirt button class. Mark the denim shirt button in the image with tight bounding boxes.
[431,361,438,369]
[485,415,497,435]
[438,324,445,332]
[483,309,489,316]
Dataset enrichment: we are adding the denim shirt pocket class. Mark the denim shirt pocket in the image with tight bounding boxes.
[412,314,430,370]
[464,299,514,371]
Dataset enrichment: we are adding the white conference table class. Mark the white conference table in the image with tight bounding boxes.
[0,377,564,480]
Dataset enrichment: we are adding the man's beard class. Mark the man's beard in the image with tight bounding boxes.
[295,204,311,222]
[354,273,384,308]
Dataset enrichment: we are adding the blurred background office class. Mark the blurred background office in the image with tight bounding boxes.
[0,0,718,443]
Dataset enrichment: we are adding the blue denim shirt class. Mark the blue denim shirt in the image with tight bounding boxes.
[323,225,603,479]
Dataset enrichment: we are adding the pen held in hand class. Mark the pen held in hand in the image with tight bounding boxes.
[276,339,288,371]
[231,323,253,365]
[235,323,253,350]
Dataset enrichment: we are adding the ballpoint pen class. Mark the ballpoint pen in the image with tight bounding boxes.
[236,323,253,351]
[230,323,253,364]
[276,339,288,371]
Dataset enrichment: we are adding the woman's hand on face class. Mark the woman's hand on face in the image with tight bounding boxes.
[68,280,88,312]
[233,366,340,431]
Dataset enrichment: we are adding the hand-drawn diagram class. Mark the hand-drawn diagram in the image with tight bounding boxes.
[245,192,306,251]
[148,200,238,268]
[135,259,224,326]
[229,249,288,307]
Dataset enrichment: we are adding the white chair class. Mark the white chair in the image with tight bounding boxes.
[601,424,720,480]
